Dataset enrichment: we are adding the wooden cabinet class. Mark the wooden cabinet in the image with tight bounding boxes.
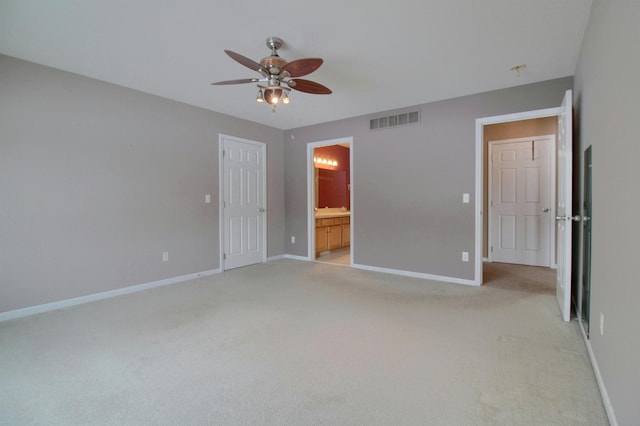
[342,216,350,246]
[328,224,342,250]
[315,224,328,254]
[315,216,350,255]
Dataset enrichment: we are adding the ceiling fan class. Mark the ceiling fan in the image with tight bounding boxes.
[212,37,332,111]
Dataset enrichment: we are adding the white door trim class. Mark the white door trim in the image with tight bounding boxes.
[306,137,354,263]
[475,107,561,285]
[487,135,556,267]
[219,134,267,271]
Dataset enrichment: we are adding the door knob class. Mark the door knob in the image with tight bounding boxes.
[258,208,265,213]
[542,208,550,212]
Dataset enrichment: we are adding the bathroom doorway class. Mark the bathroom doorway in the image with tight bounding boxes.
[307,137,353,266]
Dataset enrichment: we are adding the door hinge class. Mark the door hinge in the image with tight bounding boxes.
[223,253,226,260]
[491,246,493,253]
[222,149,226,157]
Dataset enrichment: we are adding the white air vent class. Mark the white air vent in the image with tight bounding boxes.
[369,110,420,131]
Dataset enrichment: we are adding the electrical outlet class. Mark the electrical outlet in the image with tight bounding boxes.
[600,313,604,335]
[162,252,169,262]
[291,236,295,244]
[462,251,469,262]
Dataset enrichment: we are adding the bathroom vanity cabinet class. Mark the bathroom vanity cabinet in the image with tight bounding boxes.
[315,216,350,255]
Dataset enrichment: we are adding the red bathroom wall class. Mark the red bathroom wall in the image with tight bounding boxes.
[314,145,350,209]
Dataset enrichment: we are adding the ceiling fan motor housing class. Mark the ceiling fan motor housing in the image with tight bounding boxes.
[262,37,287,76]
[260,56,287,76]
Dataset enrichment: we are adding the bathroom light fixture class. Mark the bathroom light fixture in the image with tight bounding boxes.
[314,157,338,167]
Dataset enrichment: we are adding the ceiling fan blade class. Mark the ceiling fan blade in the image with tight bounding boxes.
[281,58,323,77]
[224,50,267,74]
[288,79,332,95]
[211,78,260,85]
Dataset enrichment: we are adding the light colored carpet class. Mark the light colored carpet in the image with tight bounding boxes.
[0,260,607,425]
[483,262,556,295]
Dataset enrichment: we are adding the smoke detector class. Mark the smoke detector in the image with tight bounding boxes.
[510,64,527,77]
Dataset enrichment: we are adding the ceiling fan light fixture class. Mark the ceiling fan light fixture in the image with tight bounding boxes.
[282,91,290,104]
[264,88,283,105]
[256,89,264,102]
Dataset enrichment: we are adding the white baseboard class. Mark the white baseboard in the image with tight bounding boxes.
[275,255,478,286]
[0,269,220,322]
[267,255,285,262]
[352,263,480,286]
[283,254,310,261]
[578,320,618,426]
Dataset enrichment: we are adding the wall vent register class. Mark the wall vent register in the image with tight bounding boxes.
[369,110,420,130]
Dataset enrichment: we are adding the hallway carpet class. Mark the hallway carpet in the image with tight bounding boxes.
[0,260,607,425]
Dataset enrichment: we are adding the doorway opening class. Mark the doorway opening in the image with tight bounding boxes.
[475,110,562,283]
[307,137,353,266]
[476,90,574,322]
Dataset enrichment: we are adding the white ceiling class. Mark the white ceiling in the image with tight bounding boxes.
[0,0,592,130]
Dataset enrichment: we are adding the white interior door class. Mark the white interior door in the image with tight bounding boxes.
[490,138,553,267]
[556,90,573,322]
[221,136,266,270]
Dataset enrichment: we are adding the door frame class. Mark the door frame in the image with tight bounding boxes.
[487,135,557,267]
[475,108,561,285]
[581,145,592,335]
[218,134,267,271]
[306,136,354,263]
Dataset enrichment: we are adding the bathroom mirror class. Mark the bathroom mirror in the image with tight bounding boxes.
[313,144,350,210]
[315,168,348,209]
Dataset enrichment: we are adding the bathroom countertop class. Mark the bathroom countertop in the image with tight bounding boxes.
[314,210,351,218]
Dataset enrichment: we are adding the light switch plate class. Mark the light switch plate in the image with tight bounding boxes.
[205,194,211,204]
[463,193,470,204]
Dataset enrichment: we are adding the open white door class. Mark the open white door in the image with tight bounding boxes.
[556,90,573,322]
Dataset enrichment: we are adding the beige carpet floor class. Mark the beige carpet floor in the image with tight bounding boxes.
[0,260,607,425]
[483,262,556,295]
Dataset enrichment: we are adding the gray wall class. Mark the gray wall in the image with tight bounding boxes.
[0,55,285,313]
[573,1,640,424]
[284,78,572,281]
